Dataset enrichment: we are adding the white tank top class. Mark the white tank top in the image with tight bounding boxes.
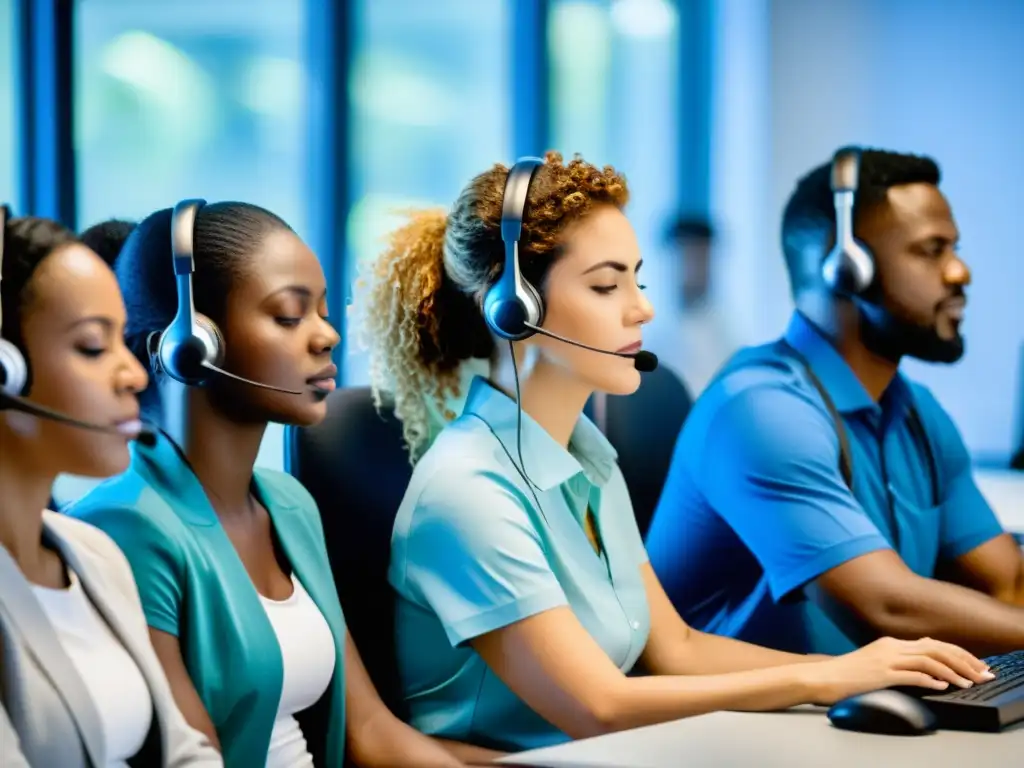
[259,574,337,768]
[33,571,153,767]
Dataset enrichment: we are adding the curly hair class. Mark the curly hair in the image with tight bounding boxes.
[354,150,630,460]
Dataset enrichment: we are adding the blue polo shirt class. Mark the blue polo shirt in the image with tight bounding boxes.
[389,377,651,753]
[646,312,1004,656]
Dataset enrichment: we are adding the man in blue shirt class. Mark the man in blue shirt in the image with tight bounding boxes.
[646,147,1024,657]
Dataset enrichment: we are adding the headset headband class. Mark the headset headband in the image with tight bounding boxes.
[831,148,860,195]
[502,158,542,244]
[171,199,202,277]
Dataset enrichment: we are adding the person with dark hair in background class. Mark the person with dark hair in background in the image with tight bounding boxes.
[0,211,221,766]
[67,202,493,767]
[356,151,989,754]
[655,215,734,394]
[80,218,137,267]
[647,147,1024,658]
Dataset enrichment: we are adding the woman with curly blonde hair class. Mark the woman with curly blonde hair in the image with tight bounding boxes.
[355,152,987,754]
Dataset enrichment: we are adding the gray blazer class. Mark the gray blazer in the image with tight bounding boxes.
[0,511,222,767]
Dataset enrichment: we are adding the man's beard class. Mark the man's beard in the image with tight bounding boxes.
[856,298,965,364]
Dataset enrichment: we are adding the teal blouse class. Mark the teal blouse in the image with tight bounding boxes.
[390,378,651,751]
[67,431,347,767]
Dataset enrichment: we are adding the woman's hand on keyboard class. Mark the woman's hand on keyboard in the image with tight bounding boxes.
[809,636,996,705]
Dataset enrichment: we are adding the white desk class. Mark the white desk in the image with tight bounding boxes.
[975,469,1024,533]
[497,706,1023,768]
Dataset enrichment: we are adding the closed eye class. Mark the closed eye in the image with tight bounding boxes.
[76,346,107,358]
[592,283,646,295]
[275,317,302,328]
[589,259,644,295]
[918,238,956,259]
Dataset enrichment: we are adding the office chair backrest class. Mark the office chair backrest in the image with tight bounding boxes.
[286,386,412,717]
[587,365,693,537]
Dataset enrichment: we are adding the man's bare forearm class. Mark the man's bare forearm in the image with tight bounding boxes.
[864,575,1024,657]
[1012,561,1024,608]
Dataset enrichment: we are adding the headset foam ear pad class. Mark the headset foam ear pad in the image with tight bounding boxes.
[0,337,28,396]
[194,315,226,368]
[521,279,545,328]
[145,331,164,374]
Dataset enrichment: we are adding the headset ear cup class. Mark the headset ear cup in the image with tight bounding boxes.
[0,338,28,397]
[821,249,843,292]
[821,241,876,295]
[195,315,226,368]
[153,315,224,386]
[483,278,546,341]
[855,252,875,293]
[483,283,526,341]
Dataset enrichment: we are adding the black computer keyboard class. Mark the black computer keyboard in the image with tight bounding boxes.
[913,650,1024,732]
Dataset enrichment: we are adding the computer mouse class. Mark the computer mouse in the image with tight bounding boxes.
[827,689,938,736]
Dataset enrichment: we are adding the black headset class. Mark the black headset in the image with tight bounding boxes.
[0,203,30,397]
[152,199,227,387]
[822,147,876,295]
[482,157,547,341]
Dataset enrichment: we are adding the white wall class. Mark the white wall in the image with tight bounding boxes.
[712,0,1024,459]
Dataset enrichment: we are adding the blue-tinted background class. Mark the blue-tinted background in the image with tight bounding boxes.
[1,0,1020,491]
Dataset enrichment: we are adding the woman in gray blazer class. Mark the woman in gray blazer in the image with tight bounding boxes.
[0,210,221,767]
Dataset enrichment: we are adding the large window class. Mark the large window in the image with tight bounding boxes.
[343,0,509,385]
[65,0,310,486]
[0,0,18,207]
[74,1,309,239]
[548,0,681,357]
